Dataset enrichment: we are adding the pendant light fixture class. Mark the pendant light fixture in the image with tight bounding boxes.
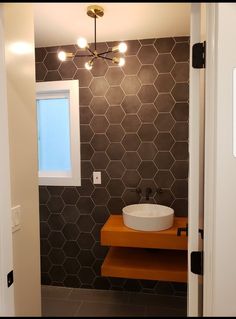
[58,5,127,70]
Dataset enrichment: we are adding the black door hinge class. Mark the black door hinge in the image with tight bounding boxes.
[192,41,206,68]
[7,270,14,288]
[177,223,188,236]
[191,251,203,275]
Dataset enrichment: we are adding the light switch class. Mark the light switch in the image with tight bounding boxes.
[11,205,21,233]
[93,171,101,184]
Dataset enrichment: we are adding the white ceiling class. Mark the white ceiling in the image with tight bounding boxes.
[34,3,190,48]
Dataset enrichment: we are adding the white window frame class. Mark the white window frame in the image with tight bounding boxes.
[36,80,81,186]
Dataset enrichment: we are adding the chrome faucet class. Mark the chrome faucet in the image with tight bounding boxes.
[145,187,152,200]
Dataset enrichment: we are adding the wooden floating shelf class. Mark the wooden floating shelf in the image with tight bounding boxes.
[101,215,188,250]
[101,247,187,283]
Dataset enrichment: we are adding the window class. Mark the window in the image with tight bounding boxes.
[36,80,81,186]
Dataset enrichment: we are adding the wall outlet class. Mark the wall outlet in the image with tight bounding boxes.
[11,205,21,233]
[93,171,101,184]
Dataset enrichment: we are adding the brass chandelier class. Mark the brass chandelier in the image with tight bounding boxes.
[58,5,127,70]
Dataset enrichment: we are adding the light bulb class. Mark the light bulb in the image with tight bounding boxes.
[118,57,125,67]
[85,61,93,70]
[58,51,67,61]
[77,37,88,49]
[118,42,127,53]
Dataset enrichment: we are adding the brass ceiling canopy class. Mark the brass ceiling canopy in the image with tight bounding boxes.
[58,4,127,70]
[87,5,104,18]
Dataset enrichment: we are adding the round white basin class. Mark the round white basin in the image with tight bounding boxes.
[122,203,174,232]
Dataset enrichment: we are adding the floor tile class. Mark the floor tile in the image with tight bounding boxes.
[74,301,145,317]
[146,304,187,317]
[41,285,72,300]
[42,298,81,317]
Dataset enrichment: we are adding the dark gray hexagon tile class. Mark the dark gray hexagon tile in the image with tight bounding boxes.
[62,223,80,240]
[154,189,175,207]
[64,275,81,288]
[44,71,62,82]
[63,258,80,275]
[121,114,141,133]
[61,187,78,205]
[154,38,175,53]
[36,63,47,81]
[44,52,61,70]
[122,56,141,75]
[41,256,52,274]
[58,61,77,79]
[91,134,109,151]
[154,170,174,188]
[107,197,125,213]
[106,161,125,178]
[89,77,109,96]
[35,47,47,63]
[171,63,189,82]
[80,125,94,143]
[48,231,66,248]
[171,102,189,121]
[77,215,95,232]
[78,233,94,250]
[78,268,96,285]
[91,206,109,224]
[76,197,94,214]
[172,83,189,102]
[154,74,175,93]
[106,86,125,105]
[92,188,110,205]
[172,199,188,217]
[122,170,141,188]
[137,104,157,122]
[154,54,175,73]
[90,116,109,133]
[171,161,189,179]
[138,85,157,103]
[171,142,189,160]
[81,143,94,160]
[91,59,108,77]
[47,196,64,213]
[78,250,95,266]
[155,113,175,132]
[91,152,109,169]
[49,248,66,265]
[122,134,141,151]
[121,95,141,114]
[171,122,189,141]
[106,143,125,160]
[122,189,140,205]
[121,76,141,95]
[77,179,94,197]
[138,65,157,84]
[138,161,157,179]
[39,186,50,204]
[90,97,109,115]
[80,107,93,125]
[79,88,93,106]
[122,152,141,169]
[105,106,125,124]
[40,239,51,255]
[106,125,125,142]
[171,180,188,198]
[125,39,141,56]
[48,214,64,231]
[137,142,157,160]
[155,93,175,112]
[154,132,175,151]
[138,124,157,141]
[40,222,50,239]
[171,42,190,62]
[74,68,92,87]
[105,67,124,86]
[137,45,157,64]
[107,179,125,197]
[81,161,94,179]
[155,151,174,169]
[63,241,80,258]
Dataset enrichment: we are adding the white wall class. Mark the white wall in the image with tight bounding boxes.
[204,3,236,316]
[3,3,41,316]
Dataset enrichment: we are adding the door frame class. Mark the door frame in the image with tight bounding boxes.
[0,4,15,316]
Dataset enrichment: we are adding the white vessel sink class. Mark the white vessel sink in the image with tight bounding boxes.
[122,203,174,232]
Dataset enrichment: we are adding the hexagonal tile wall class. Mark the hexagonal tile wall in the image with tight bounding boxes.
[37,36,189,296]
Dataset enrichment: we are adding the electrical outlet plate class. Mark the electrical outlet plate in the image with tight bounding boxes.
[11,205,21,233]
[93,171,101,184]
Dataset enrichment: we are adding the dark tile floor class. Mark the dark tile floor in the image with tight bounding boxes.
[41,285,187,317]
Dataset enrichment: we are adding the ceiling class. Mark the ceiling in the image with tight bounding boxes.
[34,3,190,48]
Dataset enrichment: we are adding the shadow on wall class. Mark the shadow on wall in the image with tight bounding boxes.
[37,36,189,293]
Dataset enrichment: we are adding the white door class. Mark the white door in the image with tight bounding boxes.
[188,3,205,316]
[0,4,15,316]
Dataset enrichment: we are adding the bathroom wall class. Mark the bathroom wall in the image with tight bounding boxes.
[36,37,189,295]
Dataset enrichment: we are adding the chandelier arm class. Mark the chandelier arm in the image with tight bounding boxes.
[74,54,94,58]
[87,47,95,56]
[97,50,113,56]
[94,16,97,51]
[99,56,113,61]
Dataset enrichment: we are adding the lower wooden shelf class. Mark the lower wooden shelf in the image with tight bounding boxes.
[101,247,187,283]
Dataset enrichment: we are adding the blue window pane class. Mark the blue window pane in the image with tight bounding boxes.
[37,98,71,171]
